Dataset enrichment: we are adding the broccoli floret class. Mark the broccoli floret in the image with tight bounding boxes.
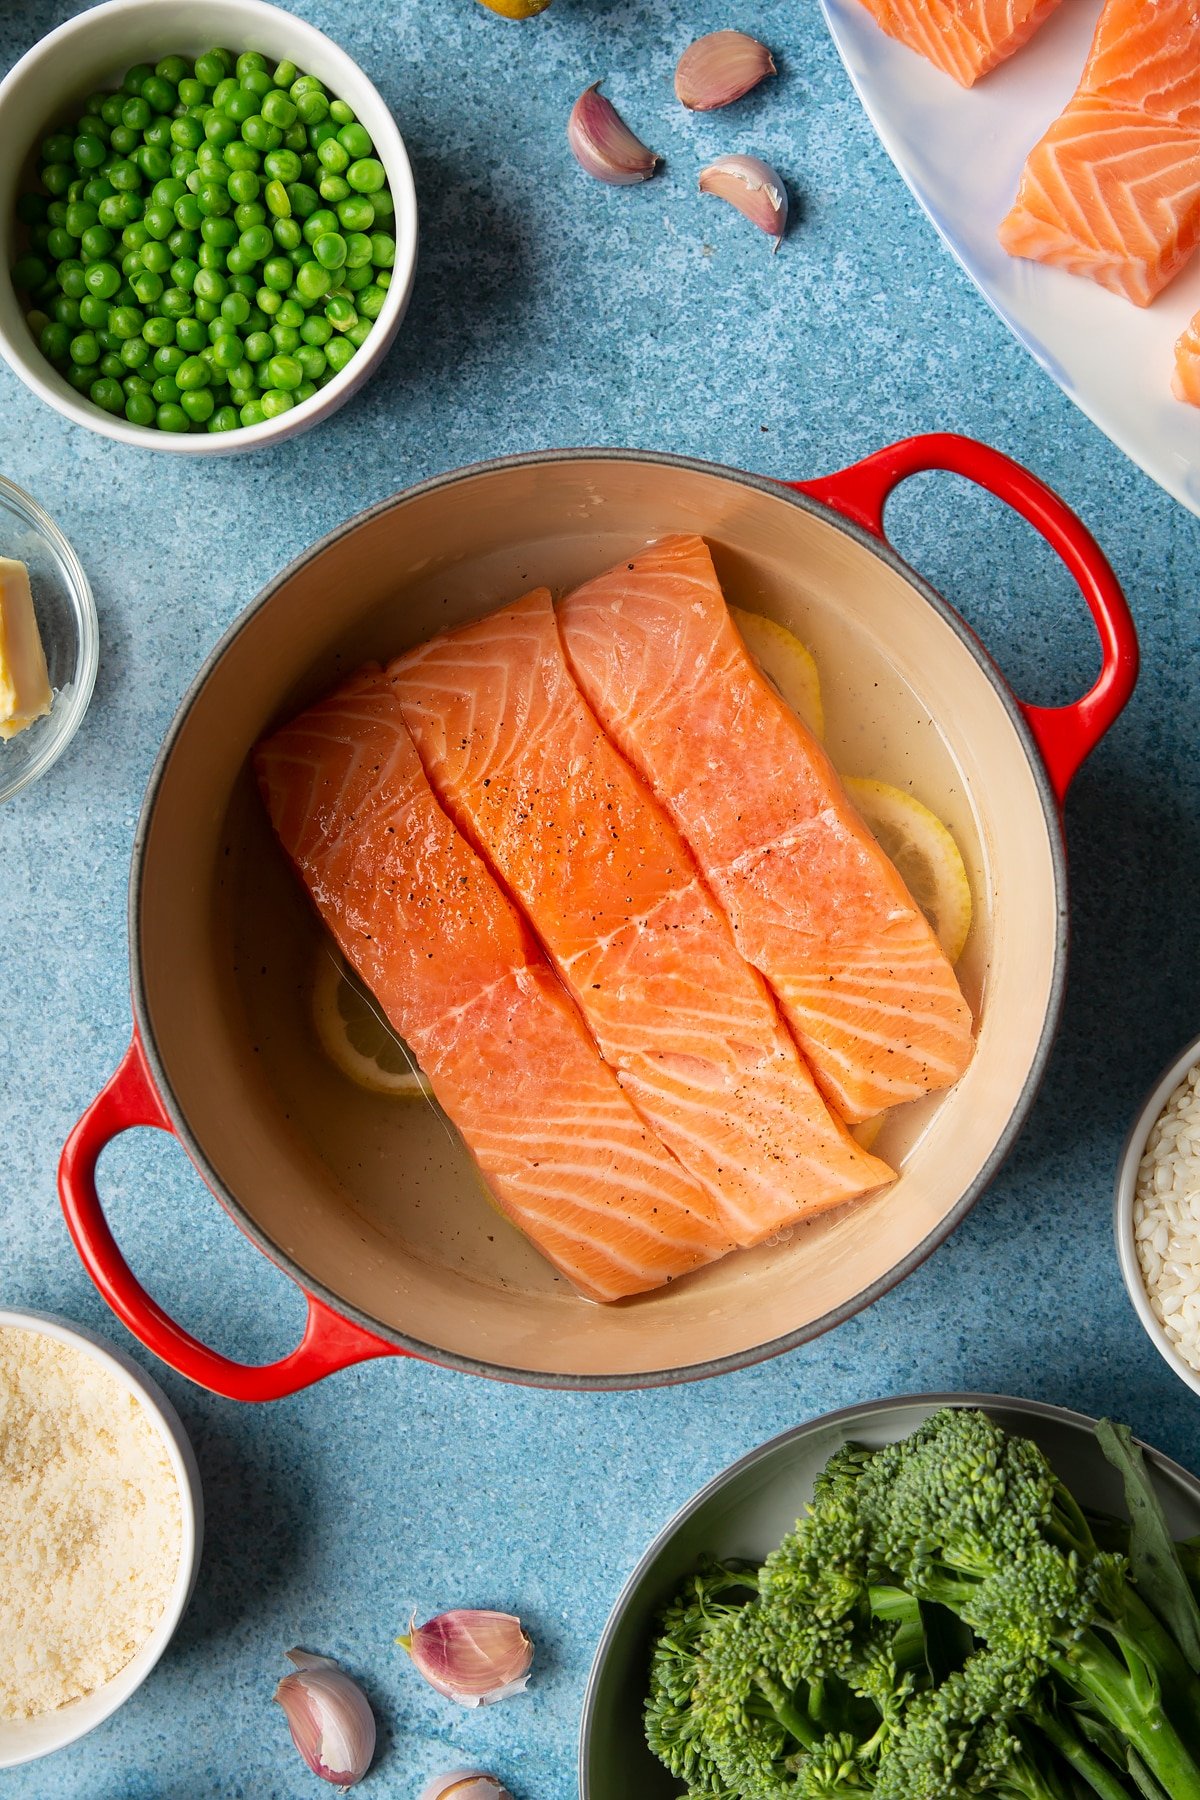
[645,1565,759,1796]
[853,1410,1200,1800]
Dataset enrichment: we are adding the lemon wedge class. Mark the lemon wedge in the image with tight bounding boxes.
[475,0,551,18]
[311,952,433,1097]
[731,607,824,739]
[843,778,973,965]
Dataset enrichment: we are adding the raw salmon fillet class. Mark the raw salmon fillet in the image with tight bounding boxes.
[389,592,893,1246]
[1081,0,1200,129]
[851,0,1064,87]
[1173,310,1200,401]
[998,97,1200,304]
[558,538,974,1125]
[255,666,735,1303]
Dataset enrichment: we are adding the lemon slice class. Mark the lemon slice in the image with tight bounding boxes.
[844,778,973,965]
[731,607,825,739]
[311,952,433,1097]
[475,0,551,17]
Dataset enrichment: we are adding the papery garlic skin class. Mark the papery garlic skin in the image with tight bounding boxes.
[274,1650,377,1788]
[568,84,660,185]
[675,31,775,111]
[419,1775,514,1800]
[698,154,788,249]
[399,1610,534,1707]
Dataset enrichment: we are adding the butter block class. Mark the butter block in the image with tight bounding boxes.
[0,558,52,741]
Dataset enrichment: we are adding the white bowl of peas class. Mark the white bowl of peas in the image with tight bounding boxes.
[0,0,417,452]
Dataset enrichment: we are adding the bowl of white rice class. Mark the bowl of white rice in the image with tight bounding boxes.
[1116,1032,1200,1400]
[0,1308,202,1767]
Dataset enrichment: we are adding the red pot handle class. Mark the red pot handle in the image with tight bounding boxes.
[791,432,1138,804]
[58,1035,401,1401]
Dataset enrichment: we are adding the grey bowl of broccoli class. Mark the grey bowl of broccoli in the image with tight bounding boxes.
[578,1396,1200,1800]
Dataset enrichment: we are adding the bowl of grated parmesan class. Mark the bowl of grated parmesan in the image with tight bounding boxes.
[1116,1031,1200,1403]
[0,1308,202,1767]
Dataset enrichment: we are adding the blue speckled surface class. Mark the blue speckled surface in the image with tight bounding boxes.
[2,2,1200,1795]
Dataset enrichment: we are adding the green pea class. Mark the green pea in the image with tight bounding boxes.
[40,320,71,361]
[205,111,238,147]
[111,123,140,155]
[46,227,75,260]
[272,217,302,252]
[197,243,224,271]
[234,201,267,232]
[143,315,176,346]
[228,169,260,205]
[174,193,203,230]
[141,240,173,274]
[301,207,337,244]
[261,90,296,128]
[131,269,163,304]
[41,162,71,196]
[178,387,213,422]
[296,342,326,380]
[135,144,172,182]
[125,390,157,425]
[69,330,100,364]
[64,200,98,237]
[263,148,302,183]
[309,230,345,271]
[341,263,372,292]
[211,332,244,369]
[152,343,186,373]
[242,68,274,100]
[357,283,386,320]
[83,261,121,299]
[239,223,273,261]
[223,87,259,126]
[170,258,199,291]
[122,62,154,96]
[346,157,386,195]
[98,195,128,229]
[175,316,207,352]
[341,231,372,270]
[324,333,355,374]
[167,227,199,258]
[370,187,394,223]
[289,181,321,219]
[143,203,174,240]
[51,295,82,327]
[345,318,372,348]
[239,398,265,426]
[65,361,94,391]
[194,297,218,323]
[43,131,73,163]
[195,181,230,219]
[122,95,152,132]
[202,215,238,248]
[329,99,354,126]
[107,304,143,339]
[160,286,191,318]
[84,172,116,201]
[220,290,251,326]
[57,259,86,296]
[256,285,281,315]
[156,401,190,431]
[225,245,256,276]
[261,255,291,291]
[300,313,331,345]
[242,115,282,152]
[259,386,293,417]
[325,294,357,332]
[194,50,227,87]
[77,294,109,328]
[294,89,329,127]
[337,122,373,160]
[338,196,375,235]
[74,134,107,170]
[318,173,351,205]
[317,136,349,175]
[193,267,227,304]
[284,121,308,152]
[269,323,300,353]
[209,404,240,431]
[120,334,151,367]
[174,354,209,389]
[177,78,207,108]
[263,351,301,389]
[229,271,258,296]
[11,254,48,290]
[80,224,116,261]
[273,297,302,327]
[273,59,299,87]
[244,330,272,362]
[264,179,291,217]
[171,115,204,150]
[143,72,179,115]
[89,374,125,413]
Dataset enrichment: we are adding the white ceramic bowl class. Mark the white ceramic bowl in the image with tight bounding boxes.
[0,1308,203,1768]
[0,475,98,804]
[0,0,417,456]
[1115,1029,1200,1401]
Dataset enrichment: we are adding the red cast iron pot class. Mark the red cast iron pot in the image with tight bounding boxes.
[59,435,1138,1398]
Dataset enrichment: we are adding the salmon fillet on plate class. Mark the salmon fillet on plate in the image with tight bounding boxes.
[850,0,1064,88]
[255,667,736,1303]
[557,537,974,1126]
[389,591,894,1248]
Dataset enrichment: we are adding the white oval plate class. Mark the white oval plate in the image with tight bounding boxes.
[820,0,1200,515]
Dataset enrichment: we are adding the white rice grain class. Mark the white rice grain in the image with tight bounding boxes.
[1135,1060,1200,1375]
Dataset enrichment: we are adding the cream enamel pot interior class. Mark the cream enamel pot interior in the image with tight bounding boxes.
[58,437,1138,1397]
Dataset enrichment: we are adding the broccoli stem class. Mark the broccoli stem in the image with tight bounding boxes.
[1048,1634,1200,1800]
[1036,1707,1140,1800]
[753,1665,820,1751]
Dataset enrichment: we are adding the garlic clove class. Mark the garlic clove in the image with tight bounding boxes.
[567,84,660,185]
[398,1610,534,1707]
[698,154,788,250]
[675,31,776,111]
[274,1648,377,1788]
[419,1776,514,1800]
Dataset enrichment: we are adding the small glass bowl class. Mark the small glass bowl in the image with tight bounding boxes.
[0,474,97,803]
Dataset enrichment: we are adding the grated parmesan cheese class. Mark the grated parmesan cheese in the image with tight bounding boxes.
[0,1325,182,1720]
